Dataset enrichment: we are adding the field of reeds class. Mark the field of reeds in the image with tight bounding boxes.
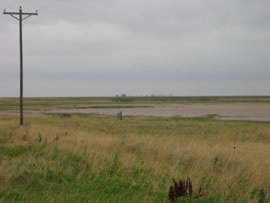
[0,112,270,202]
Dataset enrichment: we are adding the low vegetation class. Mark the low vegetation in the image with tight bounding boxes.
[0,113,270,202]
[1,96,270,111]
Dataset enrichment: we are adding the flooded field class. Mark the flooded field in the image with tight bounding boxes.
[51,103,270,121]
[3,103,270,121]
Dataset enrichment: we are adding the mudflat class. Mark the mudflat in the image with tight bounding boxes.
[47,103,270,121]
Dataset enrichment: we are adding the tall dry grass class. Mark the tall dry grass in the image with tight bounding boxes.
[0,113,269,202]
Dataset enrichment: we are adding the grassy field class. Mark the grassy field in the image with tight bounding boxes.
[0,113,269,202]
[1,96,270,111]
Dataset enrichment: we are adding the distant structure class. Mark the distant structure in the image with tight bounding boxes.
[116,94,127,97]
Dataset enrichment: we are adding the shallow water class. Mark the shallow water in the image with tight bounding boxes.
[2,103,269,121]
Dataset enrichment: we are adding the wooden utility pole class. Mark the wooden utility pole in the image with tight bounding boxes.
[3,7,38,125]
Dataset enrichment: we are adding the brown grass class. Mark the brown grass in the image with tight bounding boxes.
[0,113,270,201]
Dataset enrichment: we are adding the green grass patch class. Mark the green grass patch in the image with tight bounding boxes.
[0,145,32,157]
[1,148,168,202]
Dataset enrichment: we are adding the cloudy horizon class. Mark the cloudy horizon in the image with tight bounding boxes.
[1,0,270,97]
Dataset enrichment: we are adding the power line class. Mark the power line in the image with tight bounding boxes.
[3,6,38,125]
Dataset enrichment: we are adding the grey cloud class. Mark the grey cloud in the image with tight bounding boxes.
[1,0,270,96]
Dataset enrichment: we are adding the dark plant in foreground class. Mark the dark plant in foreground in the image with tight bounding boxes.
[168,177,203,202]
[258,188,266,203]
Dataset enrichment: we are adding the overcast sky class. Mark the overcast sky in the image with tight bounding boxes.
[1,0,270,97]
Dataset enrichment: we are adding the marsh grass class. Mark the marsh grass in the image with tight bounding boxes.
[0,113,270,202]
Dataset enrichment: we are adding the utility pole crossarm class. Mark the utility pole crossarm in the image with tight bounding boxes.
[3,6,38,125]
[3,11,21,15]
[3,11,38,17]
[3,9,38,22]
[4,11,38,15]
